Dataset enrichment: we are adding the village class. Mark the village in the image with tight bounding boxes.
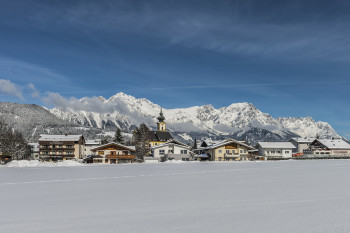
[2,110,349,165]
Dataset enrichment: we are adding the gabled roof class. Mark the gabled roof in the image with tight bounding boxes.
[152,142,191,150]
[91,142,135,152]
[148,131,173,142]
[205,139,255,150]
[39,134,84,142]
[165,139,189,147]
[290,137,315,143]
[257,142,296,149]
[312,139,350,150]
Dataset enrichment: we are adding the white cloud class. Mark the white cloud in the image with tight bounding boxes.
[28,83,40,98]
[0,79,23,100]
[42,92,130,115]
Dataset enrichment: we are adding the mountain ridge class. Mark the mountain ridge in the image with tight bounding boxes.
[48,92,339,144]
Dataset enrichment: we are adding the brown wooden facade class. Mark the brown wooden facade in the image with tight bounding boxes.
[91,143,135,164]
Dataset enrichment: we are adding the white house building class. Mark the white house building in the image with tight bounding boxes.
[257,142,296,159]
[84,139,101,156]
[289,137,315,154]
[152,140,192,161]
[309,139,350,156]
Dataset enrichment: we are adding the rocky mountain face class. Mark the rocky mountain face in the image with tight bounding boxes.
[47,92,340,145]
[0,102,101,142]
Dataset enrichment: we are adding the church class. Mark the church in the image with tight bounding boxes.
[148,109,173,147]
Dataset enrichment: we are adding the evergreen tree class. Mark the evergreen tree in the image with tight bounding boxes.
[133,123,151,161]
[113,128,124,144]
[192,138,197,150]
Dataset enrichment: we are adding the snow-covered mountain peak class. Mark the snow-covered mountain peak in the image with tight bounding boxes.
[47,92,341,143]
[107,92,135,102]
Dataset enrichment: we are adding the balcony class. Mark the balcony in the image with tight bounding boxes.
[105,154,135,160]
[224,153,239,158]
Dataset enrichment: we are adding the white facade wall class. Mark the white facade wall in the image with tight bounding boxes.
[153,145,189,158]
[258,147,293,158]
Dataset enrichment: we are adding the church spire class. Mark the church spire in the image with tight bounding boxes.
[157,108,166,131]
[157,108,165,122]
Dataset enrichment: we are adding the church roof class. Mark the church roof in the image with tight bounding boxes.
[148,131,173,142]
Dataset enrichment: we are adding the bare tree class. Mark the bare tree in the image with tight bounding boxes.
[0,118,29,160]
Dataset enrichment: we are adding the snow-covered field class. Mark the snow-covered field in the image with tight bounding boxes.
[1,160,350,233]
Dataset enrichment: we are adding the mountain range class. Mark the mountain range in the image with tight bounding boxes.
[0,92,341,144]
[50,92,339,144]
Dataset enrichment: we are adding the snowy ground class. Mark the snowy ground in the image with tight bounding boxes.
[1,160,350,233]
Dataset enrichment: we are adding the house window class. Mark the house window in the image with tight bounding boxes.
[271,151,275,154]
[277,151,281,154]
[168,150,173,154]
[218,150,222,153]
[98,151,104,155]
[226,150,230,154]
[155,143,158,146]
[159,150,165,155]
[285,151,290,154]
[182,158,189,161]
[180,150,187,154]
[240,150,243,153]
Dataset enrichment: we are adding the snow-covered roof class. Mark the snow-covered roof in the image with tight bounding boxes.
[315,139,350,150]
[258,142,296,149]
[166,139,189,147]
[39,134,83,142]
[205,139,255,150]
[152,142,191,150]
[194,154,209,158]
[91,142,135,152]
[28,143,39,146]
[291,137,315,143]
[85,140,100,145]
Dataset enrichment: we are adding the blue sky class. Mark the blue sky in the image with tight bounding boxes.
[0,0,350,137]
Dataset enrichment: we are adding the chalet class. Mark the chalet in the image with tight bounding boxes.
[152,139,192,161]
[309,139,350,156]
[91,142,135,164]
[201,139,255,161]
[257,142,296,160]
[148,109,173,147]
[38,134,85,161]
[289,137,315,153]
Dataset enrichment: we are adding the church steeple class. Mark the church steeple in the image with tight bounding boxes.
[157,108,166,131]
[157,108,165,122]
